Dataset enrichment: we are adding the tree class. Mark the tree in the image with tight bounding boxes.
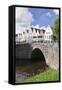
[53,16,59,41]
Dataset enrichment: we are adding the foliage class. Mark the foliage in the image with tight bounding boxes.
[22,68,59,83]
[53,16,59,41]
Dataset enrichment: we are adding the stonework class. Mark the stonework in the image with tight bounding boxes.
[16,43,59,70]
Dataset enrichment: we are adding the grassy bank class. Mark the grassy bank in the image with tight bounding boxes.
[23,68,59,83]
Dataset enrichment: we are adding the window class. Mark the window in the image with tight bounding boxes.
[39,30,40,34]
[35,29,37,33]
[31,27,33,32]
[26,30,29,33]
[20,33,22,36]
[43,30,45,34]
[19,33,20,36]
[33,36,37,38]
[23,32,25,34]
[15,34,18,37]
[38,36,42,38]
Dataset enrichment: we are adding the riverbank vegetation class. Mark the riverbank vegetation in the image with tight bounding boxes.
[23,68,59,83]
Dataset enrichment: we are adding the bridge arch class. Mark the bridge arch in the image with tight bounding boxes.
[31,43,48,62]
[31,48,46,65]
[16,43,59,70]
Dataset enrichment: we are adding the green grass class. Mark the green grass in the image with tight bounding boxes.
[23,68,59,83]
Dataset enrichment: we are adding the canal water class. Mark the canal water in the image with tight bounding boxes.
[16,61,48,83]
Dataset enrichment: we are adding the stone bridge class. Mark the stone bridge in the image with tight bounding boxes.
[16,42,59,70]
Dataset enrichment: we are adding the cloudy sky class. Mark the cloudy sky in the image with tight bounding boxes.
[16,7,59,33]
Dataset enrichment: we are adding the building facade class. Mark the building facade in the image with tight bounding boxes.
[15,25,53,44]
[44,25,53,42]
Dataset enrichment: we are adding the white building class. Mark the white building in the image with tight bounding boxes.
[15,25,53,44]
[31,27,45,43]
[44,25,53,42]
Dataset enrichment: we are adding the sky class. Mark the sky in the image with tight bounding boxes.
[29,8,59,27]
[16,7,59,33]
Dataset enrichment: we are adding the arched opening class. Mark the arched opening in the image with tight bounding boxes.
[31,48,46,64]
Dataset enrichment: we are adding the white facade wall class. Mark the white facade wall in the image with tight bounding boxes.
[15,25,53,43]
[44,25,53,42]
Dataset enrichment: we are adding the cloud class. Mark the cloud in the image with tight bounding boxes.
[34,24,39,28]
[53,10,59,15]
[16,7,33,27]
[16,7,33,33]
[46,12,51,17]
[16,23,31,34]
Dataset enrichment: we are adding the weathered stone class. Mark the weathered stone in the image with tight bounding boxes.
[16,43,59,70]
